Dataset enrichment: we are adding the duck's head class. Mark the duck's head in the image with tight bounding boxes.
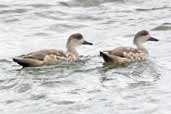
[67,33,93,49]
[133,30,159,45]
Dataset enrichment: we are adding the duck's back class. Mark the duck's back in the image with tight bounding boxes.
[108,47,139,57]
[20,49,66,60]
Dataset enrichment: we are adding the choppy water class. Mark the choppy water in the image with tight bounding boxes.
[0,0,171,114]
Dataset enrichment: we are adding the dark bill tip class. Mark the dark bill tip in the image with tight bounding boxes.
[82,40,93,45]
[148,37,159,41]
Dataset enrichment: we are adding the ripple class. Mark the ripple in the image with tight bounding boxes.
[0,59,12,63]
[0,8,28,15]
[16,83,32,93]
[32,32,50,36]
[60,0,125,7]
[48,23,87,32]
[4,18,20,23]
[128,81,154,89]
[152,23,171,31]
[136,6,170,11]
[52,101,75,105]
[41,80,75,87]
[0,79,17,90]
[30,94,46,100]
[34,12,64,20]
[28,3,54,8]
[0,5,9,8]
[5,99,20,104]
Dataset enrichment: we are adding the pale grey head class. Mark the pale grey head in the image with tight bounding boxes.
[133,30,159,45]
[66,33,93,56]
[67,33,93,49]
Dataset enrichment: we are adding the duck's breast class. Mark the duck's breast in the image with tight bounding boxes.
[66,53,78,62]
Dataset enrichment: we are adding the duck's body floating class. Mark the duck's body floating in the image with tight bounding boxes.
[13,33,93,67]
[100,30,159,66]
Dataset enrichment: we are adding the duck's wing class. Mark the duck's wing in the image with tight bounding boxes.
[106,47,138,57]
[20,49,66,60]
[100,51,129,64]
[13,49,66,67]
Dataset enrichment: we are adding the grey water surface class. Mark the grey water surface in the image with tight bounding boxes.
[0,0,171,114]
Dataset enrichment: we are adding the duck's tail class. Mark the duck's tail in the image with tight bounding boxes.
[100,51,114,63]
[13,58,29,67]
[100,51,129,65]
[13,58,43,67]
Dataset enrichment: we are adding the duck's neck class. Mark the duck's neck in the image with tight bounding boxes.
[67,45,79,59]
[136,42,148,54]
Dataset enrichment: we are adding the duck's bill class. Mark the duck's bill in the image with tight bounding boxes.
[148,37,159,41]
[82,40,93,45]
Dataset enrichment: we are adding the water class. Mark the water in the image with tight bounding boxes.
[0,0,171,114]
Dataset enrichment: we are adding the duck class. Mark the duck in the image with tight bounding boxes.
[13,33,93,67]
[100,30,159,66]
